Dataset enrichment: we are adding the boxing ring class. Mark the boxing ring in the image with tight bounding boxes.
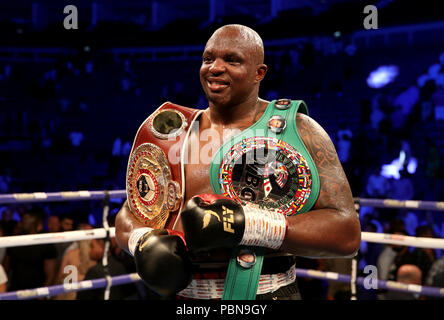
[1,190,444,300]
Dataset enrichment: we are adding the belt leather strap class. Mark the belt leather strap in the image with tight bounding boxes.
[127,102,201,229]
[222,246,264,300]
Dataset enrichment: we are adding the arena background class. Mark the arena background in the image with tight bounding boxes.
[1,0,444,301]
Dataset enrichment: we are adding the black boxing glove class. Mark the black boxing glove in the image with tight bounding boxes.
[128,228,193,297]
[180,194,288,254]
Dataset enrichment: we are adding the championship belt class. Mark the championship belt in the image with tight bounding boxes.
[126,102,202,230]
[209,99,321,300]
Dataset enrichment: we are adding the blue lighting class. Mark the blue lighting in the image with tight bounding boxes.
[381,151,417,180]
[367,65,399,88]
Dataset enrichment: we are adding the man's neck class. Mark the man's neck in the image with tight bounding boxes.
[207,96,267,130]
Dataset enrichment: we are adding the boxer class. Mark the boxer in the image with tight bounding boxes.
[115,24,361,299]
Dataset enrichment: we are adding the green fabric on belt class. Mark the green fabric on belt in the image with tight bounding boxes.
[215,99,320,300]
[222,246,264,300]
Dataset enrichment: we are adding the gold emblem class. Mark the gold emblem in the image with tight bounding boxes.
[222,206,235,233]
[126,143,182,228]
[202,210,221,229]
[201,207,234,233]
[138,233,152,252]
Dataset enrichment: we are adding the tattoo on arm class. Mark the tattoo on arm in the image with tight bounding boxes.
[296,114,354,211]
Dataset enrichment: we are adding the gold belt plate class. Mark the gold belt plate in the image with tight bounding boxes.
[126,143,181,228]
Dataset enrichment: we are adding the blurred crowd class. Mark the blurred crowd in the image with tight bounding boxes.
[1,33,444,299]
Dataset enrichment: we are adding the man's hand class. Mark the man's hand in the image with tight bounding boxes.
[180,194,287,254]
[132,229,193,297]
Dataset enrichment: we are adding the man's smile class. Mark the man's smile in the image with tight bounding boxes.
[206,78,230,92]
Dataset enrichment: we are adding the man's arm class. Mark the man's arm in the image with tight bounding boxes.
[279,113,361,257]
[0,265,7,293]
[115,200,145,255]
[43,258,57,287]
[115,199,193,297]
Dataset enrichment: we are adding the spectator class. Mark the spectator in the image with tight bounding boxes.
[359,221,382,268]
[384,264,422,300]
[388,170,414,201]
[112,137,122,157]
[0,173,11,193]
[121,140,131,156]
[377,219,413,282]
[0,206,19,239]
[0,264,7,293]
[295,257,326,300]
[46,215,61,233]
[336,123,353,165]
[76,238,140,300]
[370,94,386,131]
[323,258,352,300]
[393,85,419,123]
[77,214,142,300]
[425,255,444,300]
[69,131,84,147]
[426,145,441,180]
[3,208,58,290]
[60,214,74,232]
[53,214,75,275]
[54,243,96,299]
[53,222,96,299]
[402,211,419,237]
[0,222,5,265]
[365,163,390,199]
[409,225,437,284]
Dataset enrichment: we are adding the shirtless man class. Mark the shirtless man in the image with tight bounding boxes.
[115,24,361,300]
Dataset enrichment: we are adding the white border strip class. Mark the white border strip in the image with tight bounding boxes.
[1,229,443,250]
[0,228,116,248]
[362,231,444,249]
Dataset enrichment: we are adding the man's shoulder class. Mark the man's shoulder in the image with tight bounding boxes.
[145,102,201,119]
[295,112,331,146]
[136,101,203,132]
[295,111,311,122]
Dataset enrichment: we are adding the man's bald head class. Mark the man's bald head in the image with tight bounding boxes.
[397,264,422,285]
[206,24,265,65]
[200,24,268,108]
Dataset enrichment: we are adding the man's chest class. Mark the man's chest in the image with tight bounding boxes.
[183,130,222,202]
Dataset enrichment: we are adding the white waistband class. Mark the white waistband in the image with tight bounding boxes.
[177,264,296,299]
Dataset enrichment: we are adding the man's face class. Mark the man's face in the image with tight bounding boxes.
[200,29,264,108]
[21,214,37,234]
[89,239,105,261]
[269,119,283,128]
[47,216,60,232]
[61,218,73,231]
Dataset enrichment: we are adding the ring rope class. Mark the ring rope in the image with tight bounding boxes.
[355,198,444,212]
[1,188,444,302]
[350,257,358,300]
[0,273,141,300]
[1,189,444,212]
[1,229,443,249]
[0,268,442,300]
[0,190,126,204]
[361,231,444,249]
[101,191,112,300]
[0,228,116,248]
[296,268,444,298]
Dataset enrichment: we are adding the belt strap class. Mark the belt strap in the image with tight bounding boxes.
[222,246,264,300]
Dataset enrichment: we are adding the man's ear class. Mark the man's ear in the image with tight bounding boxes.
[255,64,268,82]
